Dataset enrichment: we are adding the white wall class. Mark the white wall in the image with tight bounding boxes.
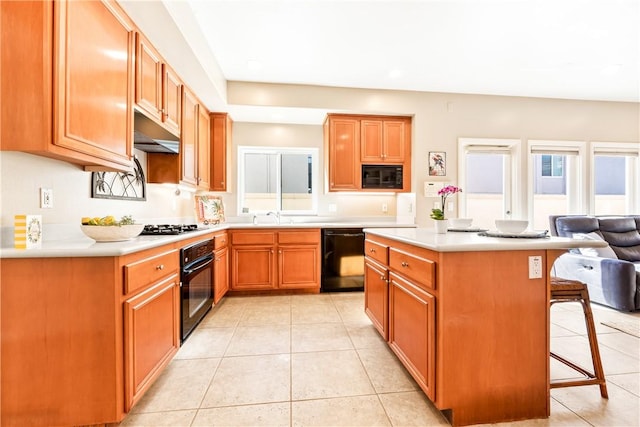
[0,151,197,229]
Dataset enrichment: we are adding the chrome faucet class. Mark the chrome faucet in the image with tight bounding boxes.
[267,211,281,224]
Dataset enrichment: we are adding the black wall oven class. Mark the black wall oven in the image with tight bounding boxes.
[180,239,214,342]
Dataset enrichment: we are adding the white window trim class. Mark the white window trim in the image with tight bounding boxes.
[458,138,522,219]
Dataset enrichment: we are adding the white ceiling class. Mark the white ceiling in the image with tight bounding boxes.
[132,0,640,124]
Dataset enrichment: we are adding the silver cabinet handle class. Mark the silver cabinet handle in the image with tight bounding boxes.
[156,264,164,270]
[401,262,409,267]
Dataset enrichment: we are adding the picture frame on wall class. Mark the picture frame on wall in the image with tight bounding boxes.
[429,151,446,176]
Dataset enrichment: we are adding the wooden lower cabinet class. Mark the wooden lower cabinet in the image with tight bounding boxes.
[364,258,389,339]
[124,275,180,411]
[364,233,560,426]
[0,240,190,426]
[388,271,436,401]
[278,244,319,289]
[229,228,320,292]
[213,232,229,303]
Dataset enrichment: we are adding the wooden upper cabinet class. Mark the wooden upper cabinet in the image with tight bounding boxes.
[1,0,135,171]
[163,64,182,135]
[197,105,211,190]
[135,32,162,123]
[361,118,408,163]
[326,116,361,191]
[360,120,384,162]
[325,114,412,192]
[180,87,198,186]
[210,112,231,192]
[135,32,181,137]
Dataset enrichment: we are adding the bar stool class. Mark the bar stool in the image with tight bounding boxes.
[550,277,608,398]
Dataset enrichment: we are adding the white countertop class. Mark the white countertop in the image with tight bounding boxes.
[1,222,415,258]
[363,227,609,252]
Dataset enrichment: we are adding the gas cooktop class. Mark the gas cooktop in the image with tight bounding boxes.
[140,224,200,235]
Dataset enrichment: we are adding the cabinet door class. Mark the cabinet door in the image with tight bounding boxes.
[197,105,211,190]
[54,0,133,167]
[231,246,276,290]
[364,258,389,340]
[135,32,162,122]
[213,247,229,303]
[181,87,198,186]
[382,120,406,163]
[163,64,181,135]
[210,113,230,191]
[388,272,436,401]
[328,117,360,190]
[278,245,320,289]
[124,275,180,411]
[360,119,383,162]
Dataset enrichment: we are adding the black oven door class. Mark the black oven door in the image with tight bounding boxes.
[181,255,214,342]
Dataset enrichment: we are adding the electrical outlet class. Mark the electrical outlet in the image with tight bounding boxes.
[40,188,53,208]
[328,203,337,212]
[382,203,388,213]
[528,256,542,279]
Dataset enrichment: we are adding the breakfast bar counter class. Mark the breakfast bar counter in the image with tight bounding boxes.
[362,228,606,426]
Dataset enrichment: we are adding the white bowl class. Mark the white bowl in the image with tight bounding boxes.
[80,224,144,242]
[495,219,529,234]
[449,218,473,229]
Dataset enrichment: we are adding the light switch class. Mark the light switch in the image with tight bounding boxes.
[40,188,53,208]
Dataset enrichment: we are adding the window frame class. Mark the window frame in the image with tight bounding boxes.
[590,141,640,214]
[237,145,319,216]
[458,138,522,220]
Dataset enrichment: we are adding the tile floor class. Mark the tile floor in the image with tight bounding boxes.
[118,292,640,427]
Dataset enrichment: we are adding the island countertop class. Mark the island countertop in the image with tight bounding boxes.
[363,227,609,252]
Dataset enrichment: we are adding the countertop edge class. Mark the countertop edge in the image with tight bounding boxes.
[1,222,415,258]
[363,227,610,252]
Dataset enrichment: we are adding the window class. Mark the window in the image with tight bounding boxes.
[591,142,639,215]
[528,141,586,230]
[458,138,521,229]
[540,155,564,177]
[238,146,318,214]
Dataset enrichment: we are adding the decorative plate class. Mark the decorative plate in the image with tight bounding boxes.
[195,195,225,225]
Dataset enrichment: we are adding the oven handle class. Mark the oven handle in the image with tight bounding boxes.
[183,256,213,275]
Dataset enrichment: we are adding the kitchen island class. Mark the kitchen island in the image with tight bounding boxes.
[362,228,608,427]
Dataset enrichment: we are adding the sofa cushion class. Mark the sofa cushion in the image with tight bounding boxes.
[572,232,618,258]
[598,217,640,262]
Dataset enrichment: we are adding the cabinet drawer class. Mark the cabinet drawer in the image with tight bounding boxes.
[278,229,320,244]
[389,248,435,290]
[214,232,228,249]
[365,239,388,265]
[124,250,179,295]
[231,231,275,245]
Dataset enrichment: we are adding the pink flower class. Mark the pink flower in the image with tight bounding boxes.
[431,185,463,220]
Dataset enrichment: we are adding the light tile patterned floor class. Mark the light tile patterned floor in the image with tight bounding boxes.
[117,292,640,427]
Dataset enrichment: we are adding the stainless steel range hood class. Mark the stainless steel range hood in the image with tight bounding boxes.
[133,112,180,154]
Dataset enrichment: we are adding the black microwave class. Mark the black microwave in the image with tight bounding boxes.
[362,165,403,189]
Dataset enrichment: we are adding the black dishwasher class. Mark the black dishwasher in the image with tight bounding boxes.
[321,228,365,292]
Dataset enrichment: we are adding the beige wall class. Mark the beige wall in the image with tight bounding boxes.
[229,82,639,225]
[1,83,637,229]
